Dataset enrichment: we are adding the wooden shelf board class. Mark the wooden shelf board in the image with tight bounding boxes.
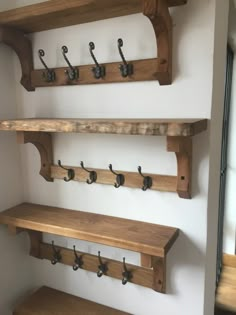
[0,0,187,34]
[14,286,130,315]
[0,203,179,257]
[0,118,207,136]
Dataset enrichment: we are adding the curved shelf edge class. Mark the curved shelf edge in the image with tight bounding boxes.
[143,0,172,85]
[0,26,34,91]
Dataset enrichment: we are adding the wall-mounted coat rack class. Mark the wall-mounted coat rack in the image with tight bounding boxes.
[0,202,180,293]
[0,118,207,199]
[0,0,188,90]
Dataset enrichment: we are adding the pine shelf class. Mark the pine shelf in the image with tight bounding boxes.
[0,118,207,199]
[0,0,187,34]
[0,203,179,257]
[0,118,207,136]
[0,0,188,90]
[0,203,179,292]
[13,286,130,315]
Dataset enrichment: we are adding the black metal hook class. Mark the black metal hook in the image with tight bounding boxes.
[61,45,78,81]
[89,42,106,79]
[80,161,97,185]
[97,251,108,278]
[72,245,83,271]
[138,166,153,191]
[118,39,133,78]
[109,164,125,188]
[38,49,56,82]
[51,241,62,265]
[58,160,75,182]
[122,257,132,285]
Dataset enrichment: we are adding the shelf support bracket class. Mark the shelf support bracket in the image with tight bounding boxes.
[0,26,34,91]
[152,256,166,293]
[17,131,53,182]
[143,0,172,85]
[167,136,192,199]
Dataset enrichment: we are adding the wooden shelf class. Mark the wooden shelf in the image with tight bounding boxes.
[0,118,207,198]
[14,286,130,315]
[0,203,179,257]
[0,203,179,292]
[0,0,188,89]
[0,118,207,136]
[0,0,187,34]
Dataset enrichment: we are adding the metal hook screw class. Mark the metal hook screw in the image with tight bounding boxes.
[73,246,83,271]
[122,257,132,285]
[51,241,62,265]
[138,166,153,191]
[97,251,108,277]
[118,39,133,78]
[38,49,56,82]
[58,160,75,182]
[61,45,78,81]
[89,42,106,79]
[80,161,97,185]
[109,164,125,188]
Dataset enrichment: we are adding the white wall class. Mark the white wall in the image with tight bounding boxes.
[0,0,229,314]
[0,26,34,315]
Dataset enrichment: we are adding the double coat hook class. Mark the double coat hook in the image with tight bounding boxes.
[38,49,56,82]
[80,161,97,185]
[97,251,108,277]
[122,257,132,285]
[89,42,106,79]
[51,241,62,265]
[61,45,78,81]
[138,166,153,191]
[73,246,83,271]
[109,164,125,188]
[118,39,133,77]
[58,160,75,182]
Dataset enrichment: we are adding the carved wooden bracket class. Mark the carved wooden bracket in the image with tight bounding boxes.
[143,0,172,85]
[167,136,192,199]
[0,26,34,91]
[17,131,53,182]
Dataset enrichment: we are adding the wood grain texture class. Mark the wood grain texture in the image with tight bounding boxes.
[0,118,208,136]
[216,266,236,312]
[167,136,192,199]
[13,286,130,315]
[0,0,188,34]
[39,242,156,291]
[0,26,34,91]
[0,203,179,257]
[17,131,53,182]
[31,58,169,87]
[223,254,236,268]
[51,164,177,193]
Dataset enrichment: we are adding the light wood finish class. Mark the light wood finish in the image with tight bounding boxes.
[51,164,177,193]
[17,131,53,182]
[0,118,208,136]
[216,266,236,312]
[167,136,192,199]
[31,58,169,87]
[0,0,187,34]
[223,253,236,268]
[13,286,130,315]
[141,253,153,268]
[39,242,161,291]
[0,203,179,257]
[0,26,34,91]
